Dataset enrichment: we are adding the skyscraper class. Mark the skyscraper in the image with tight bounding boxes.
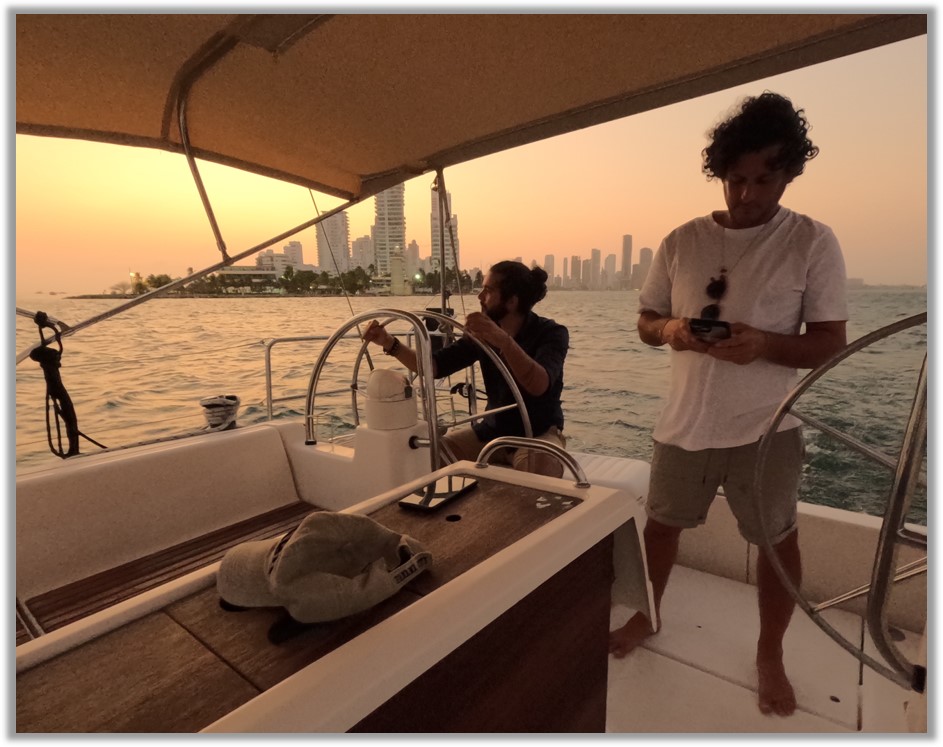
[631,246,654,289]
[405,239,421,280]
[351,235,374,272]
[562,257,568,288]
[604,253,617,289]
[570,255,581,287]
[621,234,633,289]
[581,258,591,288]
[430,190,460,272]
[543,254,555,284]
[373,184,406,277]
[315,213,349,274]
[590,248,601,290]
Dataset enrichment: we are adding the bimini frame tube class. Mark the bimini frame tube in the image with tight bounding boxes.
[15,198,364,366]
[16,24,374,366]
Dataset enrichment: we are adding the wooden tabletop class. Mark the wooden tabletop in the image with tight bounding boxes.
[17,476,586,732]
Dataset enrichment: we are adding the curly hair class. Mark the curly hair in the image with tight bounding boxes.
[489,260,548,314]
[702,91,819,181]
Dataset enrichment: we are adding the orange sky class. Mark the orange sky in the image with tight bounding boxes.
[14,34,927,295]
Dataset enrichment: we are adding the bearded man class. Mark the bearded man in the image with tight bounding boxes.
[364,260,569,476]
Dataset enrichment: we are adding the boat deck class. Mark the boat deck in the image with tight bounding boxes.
[606,564,921,733]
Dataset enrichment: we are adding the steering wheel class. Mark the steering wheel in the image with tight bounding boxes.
[304,308,532,475]
[753,312,927,692]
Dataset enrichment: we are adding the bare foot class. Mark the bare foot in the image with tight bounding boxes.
[608,612,656,658]
[756,652,796,716]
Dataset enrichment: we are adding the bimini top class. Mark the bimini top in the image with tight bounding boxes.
[16,13,925,202]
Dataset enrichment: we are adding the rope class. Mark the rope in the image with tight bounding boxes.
[28,312,107,458]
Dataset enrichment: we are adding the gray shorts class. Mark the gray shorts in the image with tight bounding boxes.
[646,428,804,545]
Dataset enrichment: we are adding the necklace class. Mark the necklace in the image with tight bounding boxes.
[716,208,786,279]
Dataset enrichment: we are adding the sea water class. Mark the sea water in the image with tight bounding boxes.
[14,288,927,524]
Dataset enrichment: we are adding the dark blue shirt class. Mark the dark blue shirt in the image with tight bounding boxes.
[432,312,568,441]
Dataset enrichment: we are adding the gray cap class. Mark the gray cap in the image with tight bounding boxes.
[217,511,432,623]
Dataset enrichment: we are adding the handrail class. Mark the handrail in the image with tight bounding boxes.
[754,311,927,691]
[475,436,590,489]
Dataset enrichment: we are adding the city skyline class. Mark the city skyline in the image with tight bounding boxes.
[14,34,927,295]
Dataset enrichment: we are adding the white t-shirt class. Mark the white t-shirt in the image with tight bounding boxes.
[639,206,847,451]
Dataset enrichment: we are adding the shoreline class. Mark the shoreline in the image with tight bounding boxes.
[49,284,928,300]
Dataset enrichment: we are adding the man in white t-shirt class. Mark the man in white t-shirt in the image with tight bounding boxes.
[609,92,848,717]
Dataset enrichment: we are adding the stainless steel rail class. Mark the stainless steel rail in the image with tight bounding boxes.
[754,311,927,691]
[263,333,362,420]
[368,311,532,438]
[475,436,590,488]
[869,352,927,681]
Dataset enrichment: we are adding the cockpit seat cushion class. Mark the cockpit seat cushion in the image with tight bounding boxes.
[16,424,301,600]
[571,451,649,502]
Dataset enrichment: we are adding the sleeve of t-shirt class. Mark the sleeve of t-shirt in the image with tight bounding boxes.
[802,227,849,323]
[638,238,672,316]
[533,323,569,387]
[432,337,481,378]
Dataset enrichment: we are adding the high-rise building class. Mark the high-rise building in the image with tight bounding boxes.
[430,190,459,272]
[581,258,591,288]
[570,255,581,286]
[256,248,292,276]
[562,257,568,288]
[631,246,654,289]
[621,234,633,289]
[590,248,601,290]
[315,213,349,274]
[543,254,555,284]
[351,235,375,272]
[390,246,410,296]
[284,240,304,268]
[604,253,617,289]
[405,239,421,280]
[373,184,406,276]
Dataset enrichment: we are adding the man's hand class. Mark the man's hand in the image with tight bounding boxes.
[364,319,394,349]
[706,322,767,365]
[464,312,509,351]
[663,317,713,354]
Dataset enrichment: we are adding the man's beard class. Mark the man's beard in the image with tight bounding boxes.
[484,303,508,323]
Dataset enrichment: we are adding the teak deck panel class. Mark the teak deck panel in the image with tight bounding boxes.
[16,613,259,733]
[17,478,611,732]
[24,501,319,635]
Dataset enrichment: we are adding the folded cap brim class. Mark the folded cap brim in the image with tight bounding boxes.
[216,512,432,623]
[217,536,283,608]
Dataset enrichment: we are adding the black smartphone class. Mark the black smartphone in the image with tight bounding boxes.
[689,318,731,341]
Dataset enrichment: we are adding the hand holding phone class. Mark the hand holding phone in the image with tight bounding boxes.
[688,318,731,341]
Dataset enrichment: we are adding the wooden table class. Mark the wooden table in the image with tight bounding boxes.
[17,477,618,733]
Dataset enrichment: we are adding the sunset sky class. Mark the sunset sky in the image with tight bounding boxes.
[14,24,928,295]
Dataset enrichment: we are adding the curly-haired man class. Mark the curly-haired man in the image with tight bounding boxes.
[609,92,848,717]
